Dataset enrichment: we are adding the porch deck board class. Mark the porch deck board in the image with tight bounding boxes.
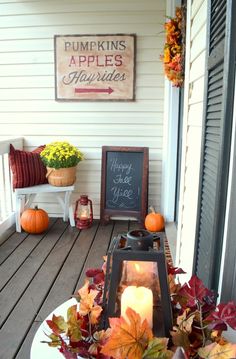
[0,230,28,265]
[0,219,139,359]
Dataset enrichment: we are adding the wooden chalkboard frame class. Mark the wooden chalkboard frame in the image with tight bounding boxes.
[100,146,149,224]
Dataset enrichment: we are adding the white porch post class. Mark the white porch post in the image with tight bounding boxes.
[162,0,181,221]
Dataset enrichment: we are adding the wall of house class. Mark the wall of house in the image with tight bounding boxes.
[0,0,166,218]
[176,0,208,279]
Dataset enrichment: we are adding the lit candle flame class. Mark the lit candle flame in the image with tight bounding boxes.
[134,263,141,272]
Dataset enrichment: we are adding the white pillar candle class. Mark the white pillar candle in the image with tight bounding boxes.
[121,286,153,328]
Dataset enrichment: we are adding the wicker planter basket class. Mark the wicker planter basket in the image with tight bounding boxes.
[46,166,76,187]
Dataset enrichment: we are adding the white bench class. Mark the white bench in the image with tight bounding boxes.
[15,184,75,232]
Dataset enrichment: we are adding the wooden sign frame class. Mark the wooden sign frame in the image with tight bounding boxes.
[100,146,149,224]
[54,34,136,101]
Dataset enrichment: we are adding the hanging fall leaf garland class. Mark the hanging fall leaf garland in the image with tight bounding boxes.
[161,7,184,87]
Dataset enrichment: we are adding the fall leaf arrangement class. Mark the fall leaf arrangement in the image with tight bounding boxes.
[161,7,184,87]
[44,264,236,359]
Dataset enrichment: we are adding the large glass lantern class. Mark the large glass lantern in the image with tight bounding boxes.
[74,195,93,229]
[102,229,172,337]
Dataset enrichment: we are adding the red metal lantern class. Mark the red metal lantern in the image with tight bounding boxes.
[74,195,93,229]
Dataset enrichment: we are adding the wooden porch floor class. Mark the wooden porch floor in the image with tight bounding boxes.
[0,218,141,359]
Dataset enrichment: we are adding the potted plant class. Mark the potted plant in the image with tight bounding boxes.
[40,141,84,186]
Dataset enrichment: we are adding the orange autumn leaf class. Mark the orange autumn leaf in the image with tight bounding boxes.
[168,274,181,295]
[164,47,171,63]
[78,278,91,300]
[101,307,153,359]
[78,279,102,324]
[89,304,103,325]
[161,7,184,87]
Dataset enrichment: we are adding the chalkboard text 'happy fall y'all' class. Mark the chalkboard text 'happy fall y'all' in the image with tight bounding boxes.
[108,157,140,209]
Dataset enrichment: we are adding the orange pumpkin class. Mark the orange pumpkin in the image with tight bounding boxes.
[145,207,165,232]
[20,206,49,234]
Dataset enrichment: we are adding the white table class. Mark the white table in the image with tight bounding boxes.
[30,298,79,359]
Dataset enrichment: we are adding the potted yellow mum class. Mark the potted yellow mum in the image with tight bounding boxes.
[40,141,84,186]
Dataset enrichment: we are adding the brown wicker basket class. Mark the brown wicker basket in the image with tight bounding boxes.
[46,166,76,187]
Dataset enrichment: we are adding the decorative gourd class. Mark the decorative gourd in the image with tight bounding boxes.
[145,206,165,232]
[20,206,49,234]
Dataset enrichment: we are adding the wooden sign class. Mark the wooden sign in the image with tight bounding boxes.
[54,34,136,101]
[100,146,149,224]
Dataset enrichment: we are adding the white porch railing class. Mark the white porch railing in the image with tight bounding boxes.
[0,137,23,233]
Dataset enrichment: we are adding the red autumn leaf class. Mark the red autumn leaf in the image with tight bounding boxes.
[86,269,105,285]
[101,307,153,359]
[167,264,186,275]
[178,275,211,307]
[93,271,105,284]
[59,341,77,359]
[206,301,236,331]
[86,268,103,278]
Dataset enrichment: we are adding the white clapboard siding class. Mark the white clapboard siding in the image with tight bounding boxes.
[190,24,207,63]
[0,100,164,113]
[0,74,164,88]
[0,112,163,125]
[189,50,207,83]
[0,13,164,28]
[188,76,205,106]
[0,124,163,137]
[191,0,207,41]
[0,0,166,218]
[0,62,163,77]
[0,49,163,65]
[187,102,204,126]
[0,87,164,101]
[0,1,164,16]
[191,0,206,19]
[0,36,163,53]
[177,0,207,279]
[23,138,163,150]
[0,24,163,40]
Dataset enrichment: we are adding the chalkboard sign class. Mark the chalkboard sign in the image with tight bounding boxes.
[100,146,149,224]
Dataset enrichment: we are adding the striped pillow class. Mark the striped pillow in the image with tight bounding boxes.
[9,144,48,189]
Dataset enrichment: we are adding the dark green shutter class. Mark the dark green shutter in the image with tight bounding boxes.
[193,0,236,291]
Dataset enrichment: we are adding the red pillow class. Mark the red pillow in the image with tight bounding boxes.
[9,144,48,189]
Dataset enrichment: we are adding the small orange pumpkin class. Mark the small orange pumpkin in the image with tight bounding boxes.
[20,206,49,234]
[145,206,165,232]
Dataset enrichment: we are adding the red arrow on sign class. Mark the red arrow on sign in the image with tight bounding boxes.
[75,87,114,94]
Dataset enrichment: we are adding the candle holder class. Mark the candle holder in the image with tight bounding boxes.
[102,229,172,337]
[74,195,93,229]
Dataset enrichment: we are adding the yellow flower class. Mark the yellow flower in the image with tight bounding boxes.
[40,141,84,169]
